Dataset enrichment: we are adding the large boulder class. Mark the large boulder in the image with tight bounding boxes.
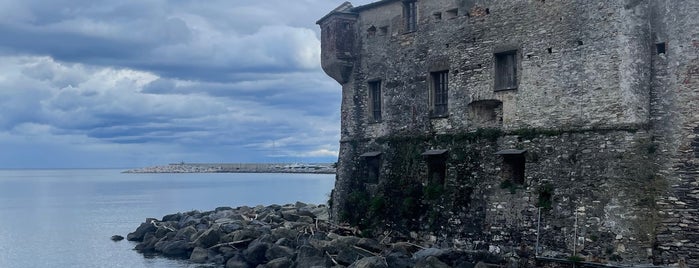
[415,256,450,268]
[242,240,270,265]
[225,259,249,268]
[189,247,210,263]
[265,244,294,260]
[295,245,328,268]
[127,220,157,241]
[264,257,293,268]
[194,226,221,248]
[155,240,193,258]
[348,256,388,268]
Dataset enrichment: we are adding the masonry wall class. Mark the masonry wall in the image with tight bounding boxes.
[649,0,699,266]
[351,0,650,140]
[319,0,699,266]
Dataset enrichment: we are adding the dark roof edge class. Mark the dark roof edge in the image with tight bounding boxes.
[317,0,402,24]
[316,2,357,25]
[352,0,402,12]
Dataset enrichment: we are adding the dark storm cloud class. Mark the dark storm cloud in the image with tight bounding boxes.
[0,0,376,167]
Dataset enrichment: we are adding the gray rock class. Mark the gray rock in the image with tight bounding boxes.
[264,257,293,268]
[297,215,314,223]
[356,238,382,253]
[295,245,327,268]
[415,256,450,268]
[175,225,197,240]
[195,226,221,248]
[386,251,415,268]
[111,235,124,241]
[232,229,262,242]
[226,259,250,268]
[134,232,158,253]
[265,244,295,260]
[280,210,300,222]
[127,220,157,241]
[162,213,182,222]
[348,256,388,268]
[156,240,193,257]
[221,222,243,233]
[336,247,363,265]
[242,240,270,265]
[413,248,446,260]
[189,247,209,263]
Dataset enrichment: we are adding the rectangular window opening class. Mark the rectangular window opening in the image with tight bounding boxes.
[502,155,525,184]
[496,149,527,185]
[427,159,446,186]
[379,26,389,35]
[433,12,442,21]
[656,42,666,55]
[446,8,458,18]
[494,50,518,91]
[362,154,381,184]
[403,0,417,32]
[431,70,449,117]
[369,81,382,122]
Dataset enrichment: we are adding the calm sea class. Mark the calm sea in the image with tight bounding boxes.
[0,169,335,268]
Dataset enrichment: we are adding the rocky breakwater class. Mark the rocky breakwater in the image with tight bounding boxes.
[127,203,506,268]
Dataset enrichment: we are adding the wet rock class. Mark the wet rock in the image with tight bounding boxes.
[264,257,293,268]
[265,244,295,260]
[385,251,415,268]
[336,247,364,265]
[127,220,157,241]
[162,213,182,222]
[242,240,270,265]
[349,256,388,268]
[356,238,381,253]
[225,259,250,268]
[111,235,124,241]
[415,256,450,268]
[155,239,193,258]
[189,247,209,263]
[295,245,328,268]
[194,226,221,248]
[413,248,447,260]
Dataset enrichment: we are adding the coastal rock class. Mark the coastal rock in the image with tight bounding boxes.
[265,244,295,260]
[225,259,249,268]
[295,245,328,267]
[189,247,210,263]
[414,256,450,268]
[194,226,221,248]
[155,239,193,257]
[127,220,157,241]
[130,203,507,268]
[264,257,293,268]
[111,235,124,241]
[242,240,270,265]
[348,256,388,268]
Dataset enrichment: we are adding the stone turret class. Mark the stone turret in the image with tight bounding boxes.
[316,2,358,84]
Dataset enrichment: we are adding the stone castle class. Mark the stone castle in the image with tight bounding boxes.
[317,0,699,266]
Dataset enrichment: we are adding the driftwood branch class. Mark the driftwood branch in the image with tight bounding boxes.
[353,245,380,256]
[149,220,176,232]
[208,239,252,249]
[325,251,339,266]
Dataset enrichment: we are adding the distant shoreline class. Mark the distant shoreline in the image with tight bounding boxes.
[123,162,336,174]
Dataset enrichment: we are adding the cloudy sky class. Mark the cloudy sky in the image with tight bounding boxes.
[0,0,375,168]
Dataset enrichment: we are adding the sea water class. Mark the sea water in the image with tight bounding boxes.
[0,169,335,267]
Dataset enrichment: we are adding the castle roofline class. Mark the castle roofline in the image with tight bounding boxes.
[316,0,401,25]
[351,0,401,12]
[316,2,357,25]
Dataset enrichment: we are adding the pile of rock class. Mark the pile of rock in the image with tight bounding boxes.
[126,202,504,268]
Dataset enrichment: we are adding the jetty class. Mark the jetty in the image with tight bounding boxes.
[123,163,336,174]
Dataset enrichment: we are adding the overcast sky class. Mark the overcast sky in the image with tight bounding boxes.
[0,0,376,168]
